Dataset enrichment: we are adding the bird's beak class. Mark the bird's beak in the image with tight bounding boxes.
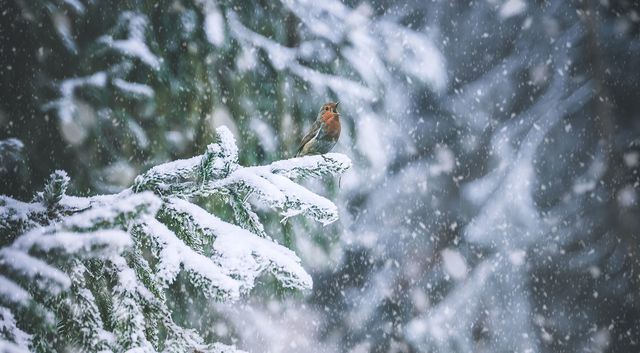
[335,102,339,107]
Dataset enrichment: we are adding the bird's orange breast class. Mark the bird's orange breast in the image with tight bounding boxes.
[322,112,341,140]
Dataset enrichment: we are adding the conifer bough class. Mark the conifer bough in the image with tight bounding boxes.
[0,126,351,353]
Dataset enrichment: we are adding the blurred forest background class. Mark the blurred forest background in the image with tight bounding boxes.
[1,0,640,352]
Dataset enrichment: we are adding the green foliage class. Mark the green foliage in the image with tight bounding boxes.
[38,171,70,209]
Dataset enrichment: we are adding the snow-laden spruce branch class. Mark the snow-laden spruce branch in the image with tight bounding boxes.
[134,126,351,225]
[0,126,350,353]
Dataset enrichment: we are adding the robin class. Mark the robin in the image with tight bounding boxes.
[296,102,341,157]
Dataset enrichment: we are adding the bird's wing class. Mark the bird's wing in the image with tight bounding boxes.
[296,119,323,155]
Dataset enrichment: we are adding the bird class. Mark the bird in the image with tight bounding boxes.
[296,102,341,157]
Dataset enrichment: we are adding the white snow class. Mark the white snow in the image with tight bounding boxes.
[616,185,637,207]
[231,168,288,208]
[204,6,225,46]
[210,126,239,165]
[113,78,154,98]
[0,306,32,350]
[108,256,156,351]
[355,113,388,173]
[499,0,528,19]
[52,11,76,52]
[0,340,31,353]
[429,146,455,176]
[143,218,242,299]
[269,153,352,179]
[63,0,85,13]
[61,191,161,229]
[0,196,46,229]
[0,276,30,304]
[623,151,639,167]
[59,73,107,106]
[127,120,150,148]
[99,12,160,70]
[13,230,132,256]
[508,249,527,266]
[573,179,596,194]
[440,248,468,280]
[167,198,313,291]
[0,249,71,294]
[255,170,338,225]
[139,155,202,183]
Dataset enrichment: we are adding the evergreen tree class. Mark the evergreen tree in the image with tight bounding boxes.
[1,0,442,195]
[0,126,351,352]
[300,2,640,353]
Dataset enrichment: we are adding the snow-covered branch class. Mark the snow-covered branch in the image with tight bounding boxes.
[0,125,349,352]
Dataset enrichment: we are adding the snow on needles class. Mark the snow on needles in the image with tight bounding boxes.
[13,230,132,257]
[0,248,70,295]
[143,218,243,300]
[61,191,161,230]
[167,198,313,291]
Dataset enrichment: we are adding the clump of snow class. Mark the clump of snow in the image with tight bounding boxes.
[429,146,455,176]
[0,276,31,304]
[257,171,339,225]
[210,125,239,166]
[13,230,132,256]
[99,12,160,70]
[616,185,637,208]
[135,155,202,190]
[99,161,138,190]
[204,5,225,46]
[440,248,468,280]
[0,249,70,295]
[61,191,161,230]
[52,10,76,52]
[499,0,528,19]
[63,0,85,14]
[572,179,596,195]
[508,249,527,266]
[623,151,639,167]
[113,78,154,98]
[127,120,150,148]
